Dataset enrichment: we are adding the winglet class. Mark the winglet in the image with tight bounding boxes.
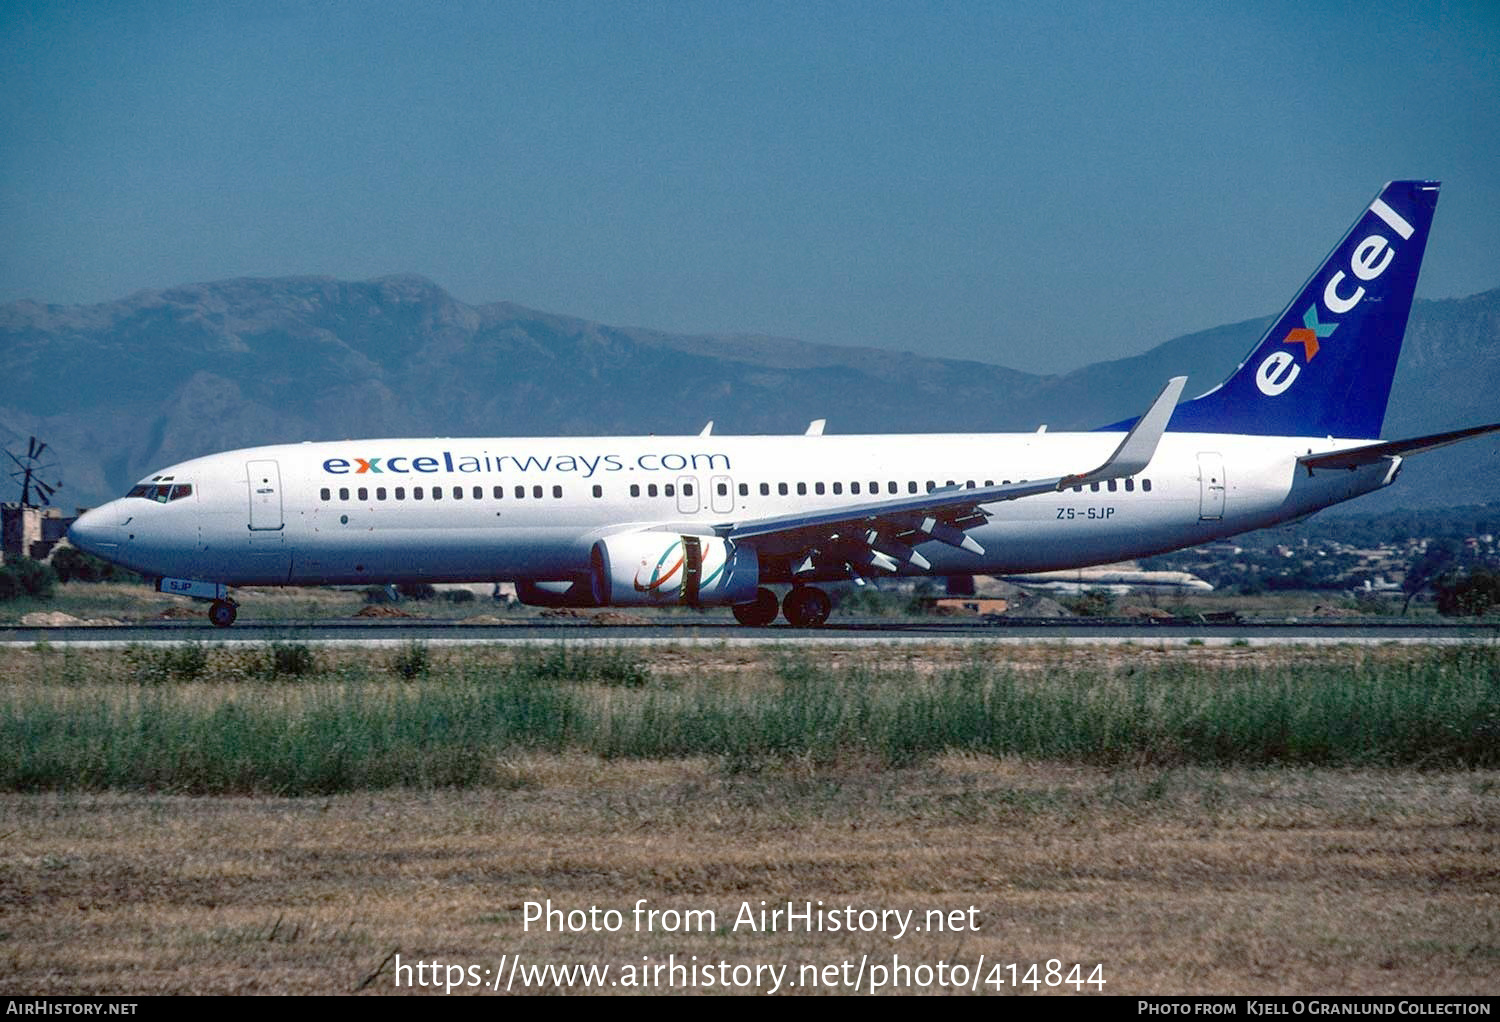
[1060,376,1185,489]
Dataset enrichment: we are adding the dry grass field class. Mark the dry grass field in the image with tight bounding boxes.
[1,642,1496,995]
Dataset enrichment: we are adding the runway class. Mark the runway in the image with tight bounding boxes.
[4,616,1498,646]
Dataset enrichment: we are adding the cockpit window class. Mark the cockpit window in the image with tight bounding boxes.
[126,482,194,502]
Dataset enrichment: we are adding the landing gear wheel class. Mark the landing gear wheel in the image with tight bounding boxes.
[208,599,238,628]
[782,586,832,627]
[732,587,780,627]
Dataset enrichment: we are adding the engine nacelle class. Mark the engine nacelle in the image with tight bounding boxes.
[590,533,759,607]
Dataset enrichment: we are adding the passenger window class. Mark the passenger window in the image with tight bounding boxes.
[985,480,994,487]
[832,482,842,495]
[494,486,504,499]
[1073,485,1083,493]
[450,486,460,499]
[926,481,935,492]
[851,482,861,495]
[887,482,897,494]
[320,488,331,501]
[339,487,350,501]
[908,481,918,493]
[515,485,525,499]
[946,480,956,487]
[966,480,976,489]
[760,483,770,496]
[395,487,406,500]
[797,482,807,496]
[532,485,543,499]
[1107,480,1117,492]
[376,487,387,500]
[1090,482,1100,492]
[665,484,675,497]
[778,483,788,496]
[814,482,824,495]
[592,484,602,498]
[648,484,658,497]
[473,486,482,499]
[630,484,640,497]
[553,485,562,498]
[738,484,748,497]
[718,483,728,497]
[432,487,442,500]
[358,487,368,501]
[414,487,424,500]
[869,481,878,493]
[1143,479,1153,492]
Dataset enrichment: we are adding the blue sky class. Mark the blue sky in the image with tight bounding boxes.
[3,1,1497,373]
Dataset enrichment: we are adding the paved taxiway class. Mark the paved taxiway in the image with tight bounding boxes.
[4,618,1497,646]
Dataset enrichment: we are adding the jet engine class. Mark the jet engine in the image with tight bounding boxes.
[590,533,759,607]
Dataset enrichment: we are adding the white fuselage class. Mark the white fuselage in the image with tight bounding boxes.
[70,430,1396,589]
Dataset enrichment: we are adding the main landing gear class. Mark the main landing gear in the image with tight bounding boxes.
[732,587,780,627]
[781,585,832,628]
[730,585,833,627]
[208,599,239,628]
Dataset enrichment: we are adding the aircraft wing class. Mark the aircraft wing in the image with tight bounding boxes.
[715,377,1185,572]
[1298,421,1500,471]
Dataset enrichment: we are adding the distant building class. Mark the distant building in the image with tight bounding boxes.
[1,504,80,560]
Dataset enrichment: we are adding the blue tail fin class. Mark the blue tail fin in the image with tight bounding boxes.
[1122,180,1440,439]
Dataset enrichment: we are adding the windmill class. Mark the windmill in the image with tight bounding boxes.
[5,436,62,508]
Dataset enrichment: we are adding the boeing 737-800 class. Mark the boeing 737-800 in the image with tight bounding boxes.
[67,181,1500,627]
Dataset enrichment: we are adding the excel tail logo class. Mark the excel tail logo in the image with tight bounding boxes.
[1256,307,1337,397]
[1252,196,1412,399]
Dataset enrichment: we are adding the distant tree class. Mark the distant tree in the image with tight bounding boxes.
[50,545,139,584]
[1065,588,1117,617]
[1434,569,1500,618]
[0,555,56,600]
[1402,540,1458,614]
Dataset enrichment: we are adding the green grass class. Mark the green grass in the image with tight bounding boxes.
[2,644,1497,793]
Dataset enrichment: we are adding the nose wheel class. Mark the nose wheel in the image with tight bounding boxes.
[782,586,832,627]
[208,599,239,628]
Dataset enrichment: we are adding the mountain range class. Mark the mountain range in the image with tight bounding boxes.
[2,275,1497,512]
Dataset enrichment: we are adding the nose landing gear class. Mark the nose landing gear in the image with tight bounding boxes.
[208,599,239,628]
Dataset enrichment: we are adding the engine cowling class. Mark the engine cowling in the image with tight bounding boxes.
[590,533,759,607]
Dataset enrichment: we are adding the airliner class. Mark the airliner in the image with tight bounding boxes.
[67,181,1500,627]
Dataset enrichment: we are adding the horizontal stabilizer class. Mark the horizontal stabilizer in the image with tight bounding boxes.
[1299,422,1500,470]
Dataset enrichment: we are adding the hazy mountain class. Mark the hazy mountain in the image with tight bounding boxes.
[1,275,1496,512]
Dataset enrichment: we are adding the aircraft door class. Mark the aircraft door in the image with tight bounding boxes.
[247,459,285,531]
[1197,452,1225,521]
[710,475,734,514]
[676,476,700,514]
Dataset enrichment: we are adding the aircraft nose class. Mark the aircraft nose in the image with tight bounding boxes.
[69,504,122,556]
